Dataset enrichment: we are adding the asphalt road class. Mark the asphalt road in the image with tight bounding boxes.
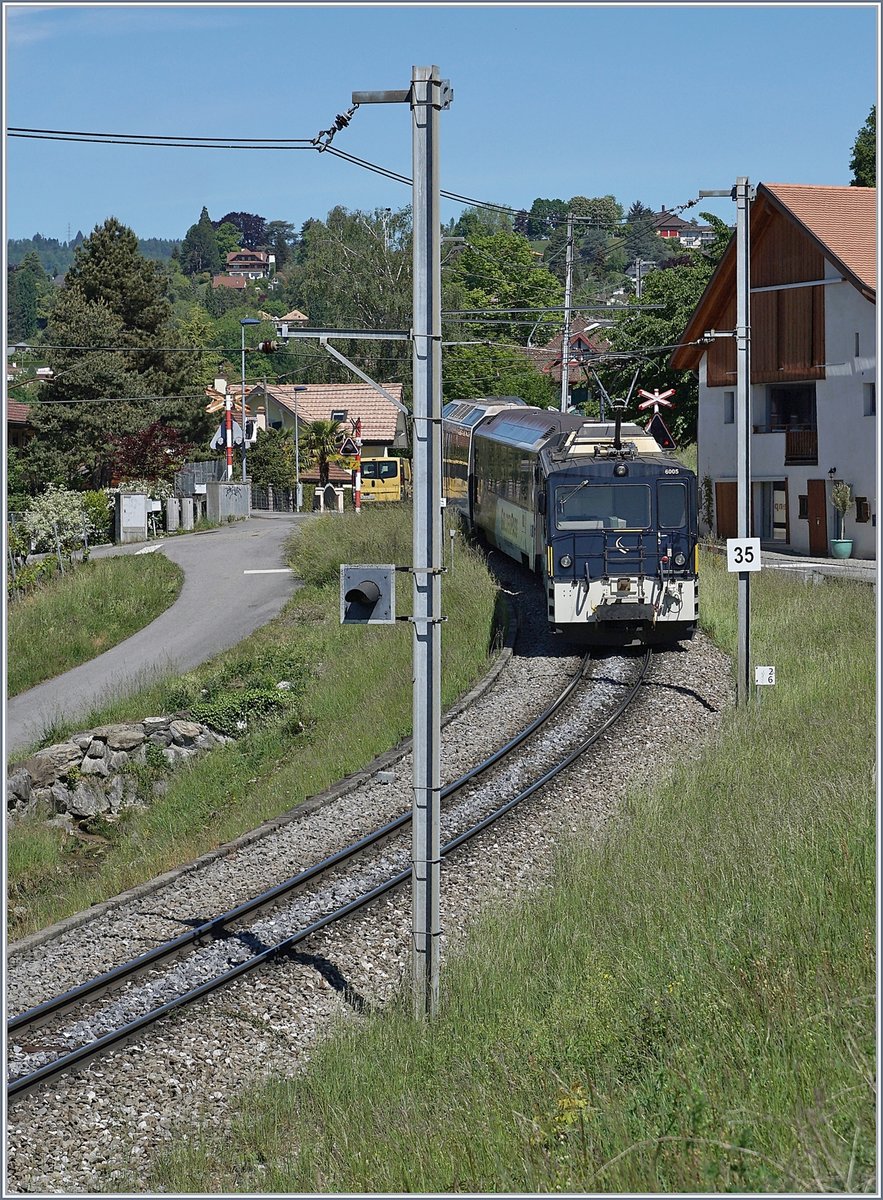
[5,513,312,759]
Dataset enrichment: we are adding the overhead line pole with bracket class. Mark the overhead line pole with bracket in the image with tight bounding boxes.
[352,65,452,1019]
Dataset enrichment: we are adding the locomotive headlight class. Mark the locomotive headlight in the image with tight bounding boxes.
[614,463,628,477]
[674,552,686,567]
[559,554,573,569]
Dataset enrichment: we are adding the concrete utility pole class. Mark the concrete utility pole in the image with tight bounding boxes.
[559,212,574,412]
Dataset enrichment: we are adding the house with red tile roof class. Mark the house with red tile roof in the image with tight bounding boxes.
[211,274,247,291]
[526,317,610,379]
[225,250,273,279]
[671,183,876,559]
[7,400,33,449]
[653,209,716,249]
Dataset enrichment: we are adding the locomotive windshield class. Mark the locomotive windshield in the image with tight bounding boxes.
[555,482,651,530]
[658,481,688,527]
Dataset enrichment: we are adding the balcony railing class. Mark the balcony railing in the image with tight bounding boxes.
[750,425,818,465]
[784,429,818,464]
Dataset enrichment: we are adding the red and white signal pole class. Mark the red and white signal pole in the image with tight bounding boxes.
[353,417,362,513]
[225,395,234,480]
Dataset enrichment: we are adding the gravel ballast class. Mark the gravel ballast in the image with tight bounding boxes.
[5,557,734,1194]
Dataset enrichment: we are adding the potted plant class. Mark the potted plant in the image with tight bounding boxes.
[830,480,855,558]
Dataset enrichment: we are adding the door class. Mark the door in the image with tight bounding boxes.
[807,479,828,555]
[715,482,737,539]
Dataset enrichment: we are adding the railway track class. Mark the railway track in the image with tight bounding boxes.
[7,647,650,1105]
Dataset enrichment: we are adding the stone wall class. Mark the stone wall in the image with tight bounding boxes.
[6,717,233,830]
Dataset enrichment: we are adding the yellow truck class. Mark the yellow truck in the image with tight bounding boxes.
[359,457,412,502]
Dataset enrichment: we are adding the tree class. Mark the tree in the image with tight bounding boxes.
[26,219,199,488]
[214,221,241,257]
[567,194,624,229]
[291,206,413,388]
[7,264,39,341]
[215,211,267,250]
[180,207,222,276]
[525,198,568,239]
[442,344,557,408]
[110,421,192,482]
[24,289,142,489]
[265,220,296,272]
[247,427,298,490]
[65,218,172,341]
[850,105,876,187]
[447,205,513,239]
[302,419,343,486]
[443,229,563,345]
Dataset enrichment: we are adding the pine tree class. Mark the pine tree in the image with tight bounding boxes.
[180,207,222,276]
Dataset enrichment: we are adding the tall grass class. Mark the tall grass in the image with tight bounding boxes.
[6,507,500,937]
[6,555,183,696]
[150,554,875,1194]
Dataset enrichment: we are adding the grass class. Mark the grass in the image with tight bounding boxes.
[6,554,183,697]
[6,506,500,938]
[148,553,876,1194]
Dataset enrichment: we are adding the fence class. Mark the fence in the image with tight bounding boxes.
[7,510,93,594]
[250,485,297,513]
[174,458,226,495]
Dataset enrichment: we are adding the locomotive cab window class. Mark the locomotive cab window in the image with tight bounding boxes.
[658,482,688,527]
[555,483,650,530]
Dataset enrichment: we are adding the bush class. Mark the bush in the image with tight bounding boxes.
[22,485,90,558]
[81,490,114,544]
[7,556,61,600]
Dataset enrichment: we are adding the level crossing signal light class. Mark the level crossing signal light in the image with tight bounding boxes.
[340,564,396,624]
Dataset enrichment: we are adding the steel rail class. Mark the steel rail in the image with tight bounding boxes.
[8,651,648,1103]
[8,655,590,1039]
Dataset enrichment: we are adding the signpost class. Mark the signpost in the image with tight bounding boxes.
[725,537,762,573]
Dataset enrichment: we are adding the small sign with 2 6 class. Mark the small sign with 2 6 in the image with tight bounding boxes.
[726,537,762,572]
[755,666,776,686]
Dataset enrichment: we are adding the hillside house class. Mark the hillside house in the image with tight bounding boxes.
[653,209,716,249]
[670,183,877,559]
[7,400,33,450]
[225,250,273,279]
[525,317,612,408]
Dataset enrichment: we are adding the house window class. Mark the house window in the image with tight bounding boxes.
[767,383,817,431]
[723,391,735,424]
[864,383,876,416]
[331,409,347,422]
[798,495,808,519]
[856,497,870,523]
[855,332,860,358]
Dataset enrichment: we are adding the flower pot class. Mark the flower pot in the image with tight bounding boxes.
[831,539,853,559]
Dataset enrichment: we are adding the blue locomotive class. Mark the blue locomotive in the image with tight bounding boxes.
[442,398,699,647]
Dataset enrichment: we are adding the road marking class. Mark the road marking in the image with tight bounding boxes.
[136,544,164,554]
[243,568,293,574]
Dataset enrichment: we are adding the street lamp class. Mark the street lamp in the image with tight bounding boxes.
[240,318,261,482]
[291,385,308,511]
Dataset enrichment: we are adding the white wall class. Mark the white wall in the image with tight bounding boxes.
[696,267,876,559]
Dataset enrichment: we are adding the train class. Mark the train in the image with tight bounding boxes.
[442,397,699,647]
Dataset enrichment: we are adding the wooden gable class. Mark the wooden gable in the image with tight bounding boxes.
[673,186,835,382]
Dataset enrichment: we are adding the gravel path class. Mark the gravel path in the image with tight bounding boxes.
[5,555,734,1194]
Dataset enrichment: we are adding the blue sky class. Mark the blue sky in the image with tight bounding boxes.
[3,2,879,244]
